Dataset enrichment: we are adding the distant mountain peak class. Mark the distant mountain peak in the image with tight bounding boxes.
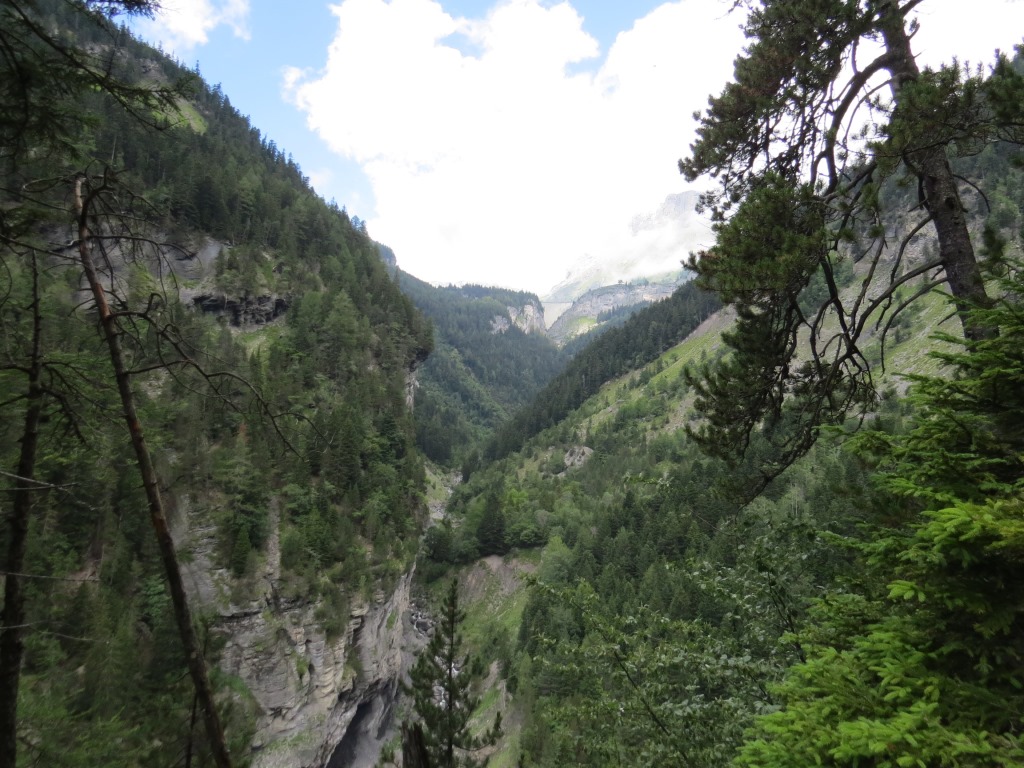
[543,189,711,307]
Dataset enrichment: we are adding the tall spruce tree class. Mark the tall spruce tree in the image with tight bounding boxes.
[405,580,501,768]
[679,0,1024,487]
[476,490,508,557]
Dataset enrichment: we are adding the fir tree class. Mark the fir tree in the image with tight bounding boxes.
[404,580,501,768]
[736,259,1024,767]
[476,491,508,556]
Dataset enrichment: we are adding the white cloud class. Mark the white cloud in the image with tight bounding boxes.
[306,167,335,197]
[137,0,251,51]
[286,0,1023,293]
[286,0,743,292]
[910,0,1023,69]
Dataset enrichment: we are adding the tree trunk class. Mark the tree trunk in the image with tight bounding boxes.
[880,0,993,340]
[402,722,432,768]
[74,177,233,768]
[0,255,44,768]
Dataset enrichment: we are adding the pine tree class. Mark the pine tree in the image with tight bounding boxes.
[679,0,1024,487]
[404,580,501,768]
[476,491,507,556]
[0,4,197,766]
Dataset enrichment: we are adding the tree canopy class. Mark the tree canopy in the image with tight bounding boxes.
[736,257,1024,768]
[680,0,1024,483]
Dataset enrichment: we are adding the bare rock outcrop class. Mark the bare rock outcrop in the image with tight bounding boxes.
[224,576,410,768]
[489,301,547,335]
[563,445,593,471]
[175,495,411,768]
[190,291,289,325]
[506,302,546,334]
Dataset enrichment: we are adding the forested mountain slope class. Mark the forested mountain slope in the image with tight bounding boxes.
[421,33,1024,768]
[432,239,1023,766]
[0,3,432,766]
[478,280,720,468]
[396,273,566,466]
[4,2,1024,768]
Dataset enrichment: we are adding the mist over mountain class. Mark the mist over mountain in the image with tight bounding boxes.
[543,190,709,312]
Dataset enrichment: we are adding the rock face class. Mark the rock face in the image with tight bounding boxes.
[563,445,594,470]
[546,280,687,346]
[190,292,289,325]
[405,368,420,410]
[506,302,546,334]
[171,238,289,327]
[222,579,409,768]
[489,301,546,335]
[175,496,411,768]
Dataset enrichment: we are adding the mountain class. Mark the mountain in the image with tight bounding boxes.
[542,190,709,319]
[395,272,566,466]
[425,124,1024,764]
[545,271,691,347]
[5,3,1022,768]
[431,258,998,765]
[478,280,720,466]
[0,4,433,766]
[538,190,702,348]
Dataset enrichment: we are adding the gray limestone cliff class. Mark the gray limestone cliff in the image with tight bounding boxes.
[175,492,412,768]
[489,300,546,335]
[175,239,290,327]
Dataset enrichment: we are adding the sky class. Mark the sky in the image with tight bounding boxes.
[132,0,1024,295]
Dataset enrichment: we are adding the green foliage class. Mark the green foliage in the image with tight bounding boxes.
[485,281,720,463]
[0,0,434,761]
[404,580,502,768]
[522,582,785,767]
[445,50,1024,756]
[441,262,925,765]
[398,272,565,466]
[456,357,874,765]
[683,175,868,477]
[0,0,192,175]
[679,1,1023,484]
[476,490,509,556]
[736,261,1024,768]
[511,461,856,765]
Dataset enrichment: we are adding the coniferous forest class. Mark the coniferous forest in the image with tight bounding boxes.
[2,2,431,765]
[2,1,1024,768]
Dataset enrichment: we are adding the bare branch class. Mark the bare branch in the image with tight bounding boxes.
[876,279,942,372]
[857,256,946,341]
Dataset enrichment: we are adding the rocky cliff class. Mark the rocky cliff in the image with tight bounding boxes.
[172,238,291,327]
[546,279,688,345]
[489,300,546,335]
[176,488,412,768]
